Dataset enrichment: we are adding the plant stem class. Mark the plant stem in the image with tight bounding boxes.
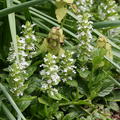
[59,100,91,106]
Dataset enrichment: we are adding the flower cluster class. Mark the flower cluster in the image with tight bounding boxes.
[40,53,60,91]
[59,50,76,82]
[8,62,26,96]
[75,0,93,71]
[7,22,37,96]
[21,21,37,59]
[40,50,76,94]
[97,0,119,21]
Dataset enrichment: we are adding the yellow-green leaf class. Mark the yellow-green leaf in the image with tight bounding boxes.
[55,7,67,23]
[63,0,74,4]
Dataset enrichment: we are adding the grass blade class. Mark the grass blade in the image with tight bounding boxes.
[93,21,120,29]
[104,56,120,70]
[109,75,120,87]
[0,0,48,17]
[113,50,120,59]
[103,70,120,87]
[0,83,26,120]
[108,39,120,51]
[33,18,50,31]
[6,0,19,62]
[30,7,57,22]
[30,10,77,38]
[1,102,16,120]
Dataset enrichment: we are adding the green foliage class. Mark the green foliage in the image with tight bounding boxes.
[0,0,120,119]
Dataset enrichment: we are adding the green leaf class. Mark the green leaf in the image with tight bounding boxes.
[48,90,63,101]
[63,0,74,3]
[66,80,78,87]
[16,96,36,112]
[92,48,106,70]
[55,111,64,120]
[47,103,59,117]
[25,76,40,94]
[78,69,90,78]
[38,98,49,106]
[109,102,119,112]
[55,7,67,23]
[38,95,56,106]
[98,79,114,97]
[62,112,78,120]
[25,65,37,78]
[106,90,120,102]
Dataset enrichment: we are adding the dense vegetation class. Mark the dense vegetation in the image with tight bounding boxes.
[0,0,120,120]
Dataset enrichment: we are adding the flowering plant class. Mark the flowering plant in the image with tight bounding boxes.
[0,0,120,119]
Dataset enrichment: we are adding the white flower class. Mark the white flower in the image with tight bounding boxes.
[47,80,52,84]
[20,61,29,68]
[40,64,45,67]
[25,35,30,39]
[52,60,56,63]
[50,67,54,71]
[22,25,26,28]
[52,88,58,93]
[68,77,72,80]
[52,55,57,59]
[41,83,48,89]
[17,92,23,96]
[19,37,25,43]
[76,1,80,5]
[69,58,74,62]
[73,70,76,74]
[19,51,27,57]
[44,58,48,62]
[63,69,67,73]
[13,88,17,91]
[14,78,20,82]
[31,35,36,40]
[40,70,46,75]
[71,52,74,55]
[61,54,65,58]
[51,74,60,81]
[50,65,59,71]
[62,78,67,82]
[46,72,50,75]
[81,67,86,71]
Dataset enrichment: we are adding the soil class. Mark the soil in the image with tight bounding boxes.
[111,112,120,120]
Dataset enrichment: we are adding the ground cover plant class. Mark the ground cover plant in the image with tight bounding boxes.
[0,0,120,120]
